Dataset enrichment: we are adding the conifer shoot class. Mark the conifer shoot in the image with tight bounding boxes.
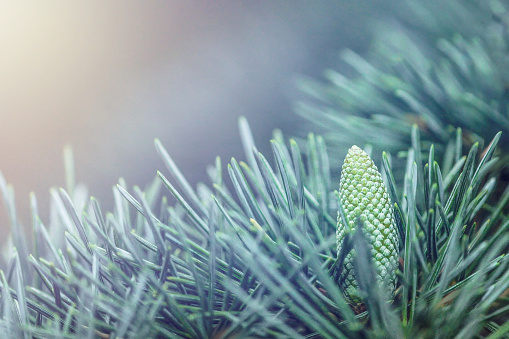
[337,145,399,303]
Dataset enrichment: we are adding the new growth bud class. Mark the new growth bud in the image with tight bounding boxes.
[336,146,399,303]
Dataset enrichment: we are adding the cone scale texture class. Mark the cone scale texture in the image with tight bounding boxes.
[336,146,399,303]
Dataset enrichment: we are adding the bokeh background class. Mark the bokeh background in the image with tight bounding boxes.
[0,1,387,237]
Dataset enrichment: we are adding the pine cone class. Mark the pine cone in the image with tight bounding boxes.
[336,145,399,303]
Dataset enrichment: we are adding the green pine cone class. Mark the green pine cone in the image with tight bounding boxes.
[336,145,399,303]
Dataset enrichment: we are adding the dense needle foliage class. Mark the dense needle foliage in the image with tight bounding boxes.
[1,0,509,337]
[296,0,509,166]
[0,118,508,338]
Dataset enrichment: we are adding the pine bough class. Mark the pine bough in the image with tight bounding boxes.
[0,118,508,338]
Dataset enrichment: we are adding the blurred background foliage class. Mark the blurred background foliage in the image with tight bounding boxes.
[1,0,506,262]
[297,0,509,172]
[0,1,390,233]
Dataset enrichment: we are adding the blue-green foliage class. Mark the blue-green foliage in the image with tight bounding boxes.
[1,2,509,336]
[0,117,507,338]
[296,0,509,161]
